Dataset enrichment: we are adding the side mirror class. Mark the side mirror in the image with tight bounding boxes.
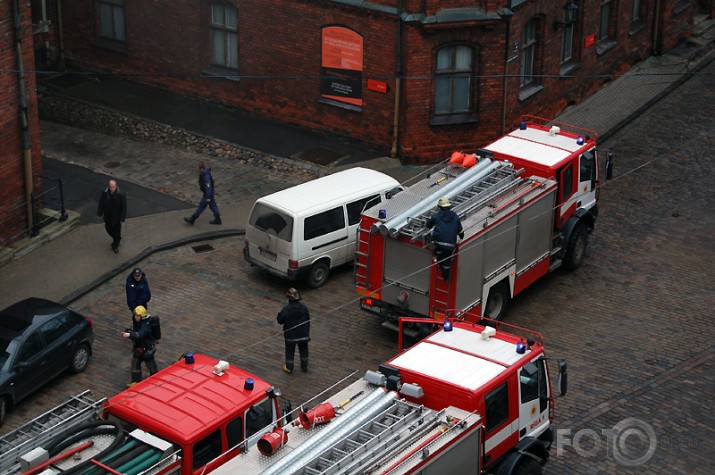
[282,399,293,424]
[557,360,568,396]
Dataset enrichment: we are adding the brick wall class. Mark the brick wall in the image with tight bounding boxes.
[0,0,43,247]
[56,1,691,163]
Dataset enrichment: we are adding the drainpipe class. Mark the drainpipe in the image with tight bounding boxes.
[500,10,514,135]
[13,0,36,236]
[652,0,662,56]
[389,0,403,158]
[57,0,66,69]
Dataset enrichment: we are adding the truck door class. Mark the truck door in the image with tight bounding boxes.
[577,150,598,211]
[557,163,576,227]
[518,357,549,439]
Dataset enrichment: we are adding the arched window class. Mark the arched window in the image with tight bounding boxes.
[434,45,474,115]
[210,3,238,69]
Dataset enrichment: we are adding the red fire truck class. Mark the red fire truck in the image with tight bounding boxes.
[356,116,610,329]
[211,318,567,475]
[0,353,289,475]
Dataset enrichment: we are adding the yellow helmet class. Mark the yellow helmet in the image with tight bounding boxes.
[286,288,301,301]
[134,305,147,317]
[438,197,451,208]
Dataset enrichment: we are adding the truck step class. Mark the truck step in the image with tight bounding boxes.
[381,320,419,338]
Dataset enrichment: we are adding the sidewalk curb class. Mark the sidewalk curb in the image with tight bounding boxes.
[61,228,245,306]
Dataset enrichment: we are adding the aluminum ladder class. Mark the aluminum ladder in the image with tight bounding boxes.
[398,164,522,242]
[0,390,106,475]
[353,224,371,289]
[297,399,441,475]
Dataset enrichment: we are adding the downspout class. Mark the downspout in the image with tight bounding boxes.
[13,0,36,236]
[652,0,662,55]
[500,10,514,136]
[57,0,66,69]
[389,0,403,158]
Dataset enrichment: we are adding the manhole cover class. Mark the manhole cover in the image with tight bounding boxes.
[293,147,345,166]
[104,161,121,168]
[192,244,214,253]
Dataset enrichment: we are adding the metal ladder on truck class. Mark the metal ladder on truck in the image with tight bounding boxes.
[296,398,447,475]
[0,390,106,475]
[397,163,523,242]
[354,224,371,290]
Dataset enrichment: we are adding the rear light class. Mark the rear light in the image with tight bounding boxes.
[87,317,94,329]
[289,260,299,269]
[364,298,373,306]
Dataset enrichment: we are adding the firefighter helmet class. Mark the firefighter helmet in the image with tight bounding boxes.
[134,305,147,317]
[438,197,452,208]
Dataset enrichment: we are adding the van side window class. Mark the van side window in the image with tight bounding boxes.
[347,194,381,225]
[249,203,294,242]
[304,206,346,240]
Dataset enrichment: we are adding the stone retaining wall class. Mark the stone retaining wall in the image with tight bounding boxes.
[37,90,322,177]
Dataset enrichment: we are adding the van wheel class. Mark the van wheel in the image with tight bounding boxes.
[307,261,330,288]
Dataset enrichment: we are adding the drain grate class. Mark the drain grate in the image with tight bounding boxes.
[192,244,214,253]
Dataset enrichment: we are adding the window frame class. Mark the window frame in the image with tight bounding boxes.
[485,383,509,433]
[209,2,238,71]
[94,0,126,51]
[432,44,479,125]
[597,0,619,54]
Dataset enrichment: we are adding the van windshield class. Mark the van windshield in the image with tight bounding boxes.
[249,203,293,242]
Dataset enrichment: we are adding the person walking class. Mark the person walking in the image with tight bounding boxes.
[121,305,158,387]
[277,288,310,374]
[126,268,151,316]
[184,162,221,225]
[97,179,127,253]
[426,197,464,282]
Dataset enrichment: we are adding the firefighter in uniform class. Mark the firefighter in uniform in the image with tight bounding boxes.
[426,197,464,282]
[122,305,158,387]
[277,288,311,374]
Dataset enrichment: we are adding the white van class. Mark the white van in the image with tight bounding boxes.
[243,167,401,287]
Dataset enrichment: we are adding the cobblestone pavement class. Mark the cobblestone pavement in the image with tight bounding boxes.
[3,64,714,475]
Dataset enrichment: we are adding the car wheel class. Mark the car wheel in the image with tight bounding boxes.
[307,261,330,288]
[0,396,7,428]
[70,344,91,373]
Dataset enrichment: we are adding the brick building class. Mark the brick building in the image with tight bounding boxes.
[1,0,42,246]
[50,1,700,162]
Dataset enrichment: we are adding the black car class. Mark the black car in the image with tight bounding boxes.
[0,298,94,426]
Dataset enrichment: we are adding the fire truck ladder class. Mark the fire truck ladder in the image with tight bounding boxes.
[297,399,441,475]
[0,390,106,475]
[399,165,522,242]
[354,224,371,289]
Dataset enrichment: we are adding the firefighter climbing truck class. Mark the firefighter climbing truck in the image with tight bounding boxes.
[0,353,288,475]
[356,115,611,328]
[211,317,567,474]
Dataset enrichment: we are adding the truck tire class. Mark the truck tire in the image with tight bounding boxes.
[564,223,588,270]
[485,282,510,321]
[307,260,330,288]
[514,458,542,475]
[70,344,91,373]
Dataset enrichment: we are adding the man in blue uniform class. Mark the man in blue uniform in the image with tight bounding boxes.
[184,162,221,225]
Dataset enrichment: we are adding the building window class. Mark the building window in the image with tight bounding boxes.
[631,0,642,22]
[560,21,575,64]
[211,3,238,69]
[520,20,538,87]
[599,0,614,41]
[435,45,474,115]
[96,0,125,42]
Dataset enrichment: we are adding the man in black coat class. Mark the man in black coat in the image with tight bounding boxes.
[126,268,151,316]
[426,197,464,282]
[97,179,127,253]
[121,305,158,386]
[277,288,310,374]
